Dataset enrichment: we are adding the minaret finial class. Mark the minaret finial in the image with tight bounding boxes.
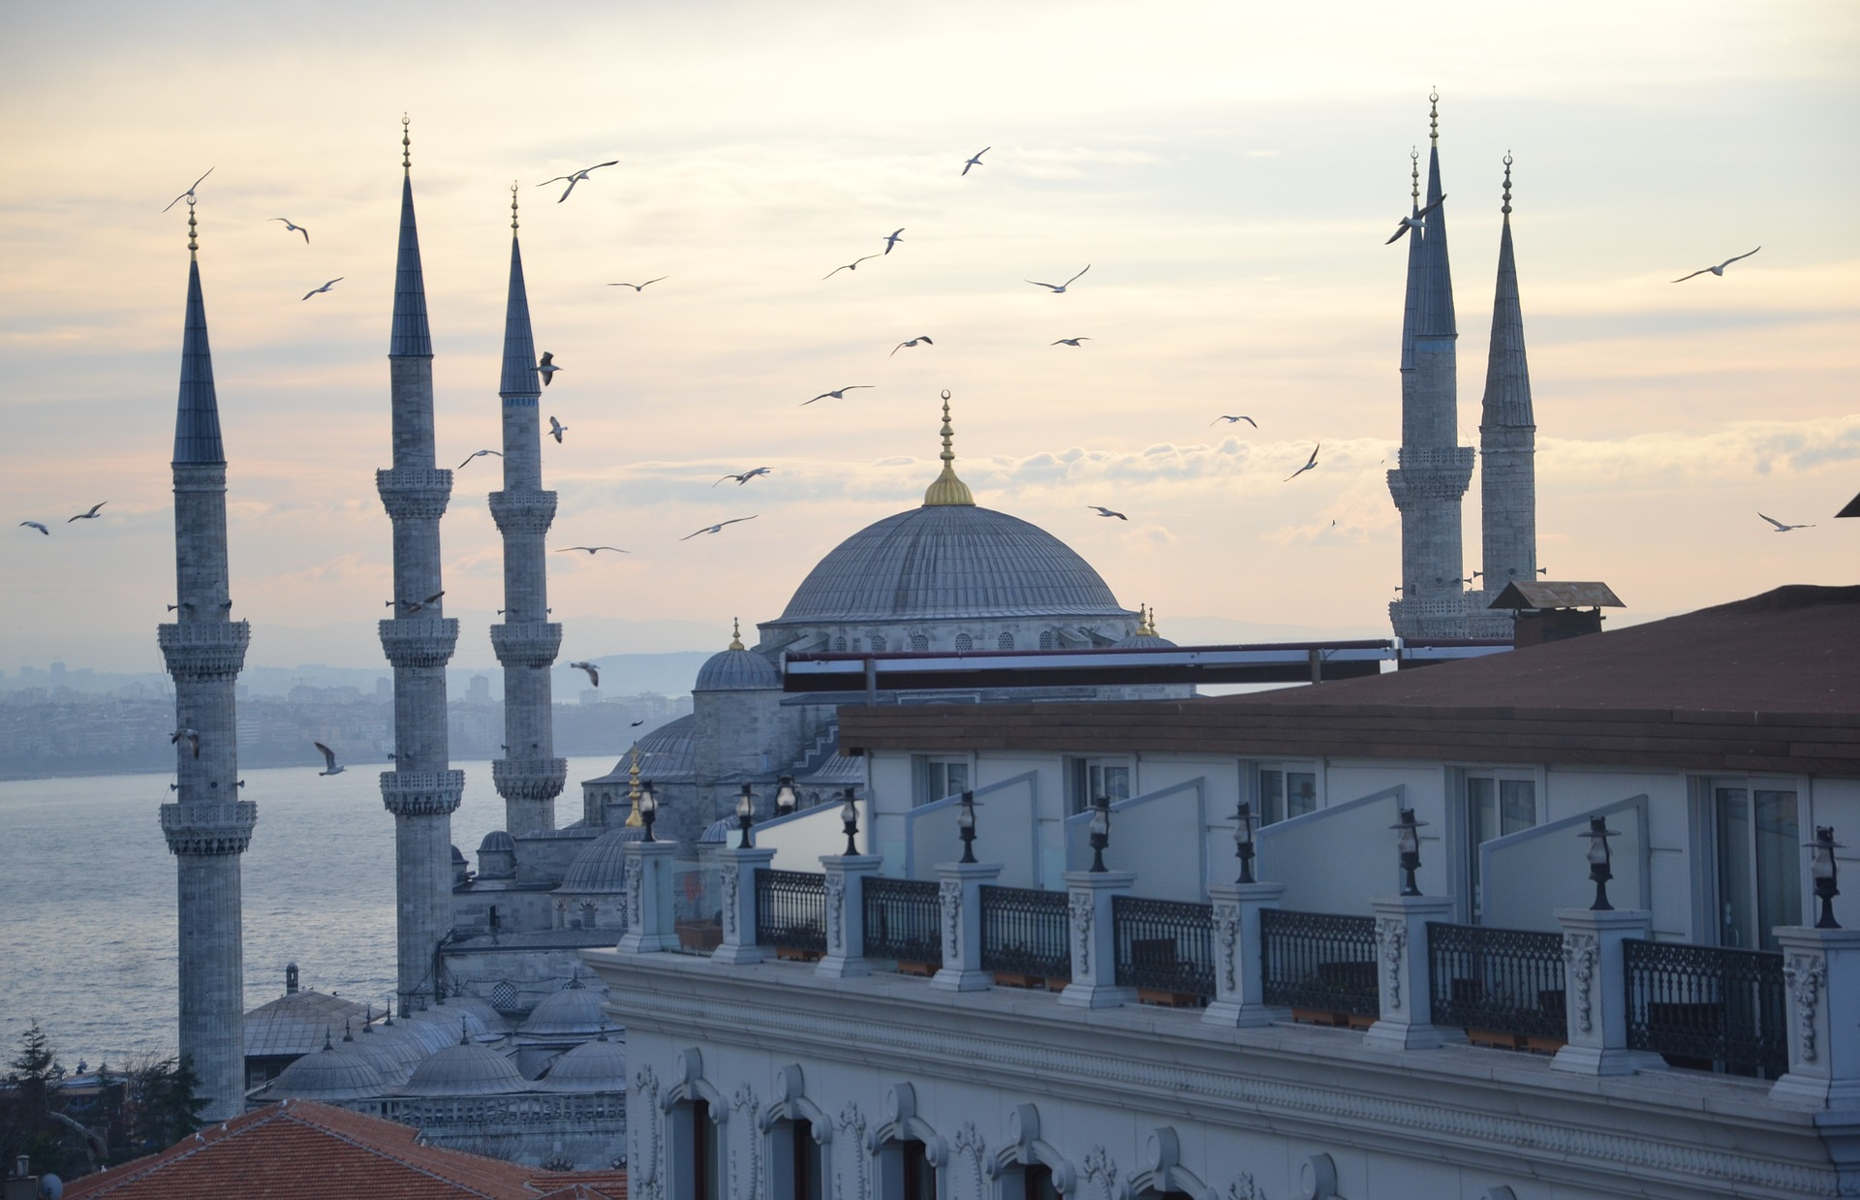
[1429,87,1440,145]
[922,389,975,506]
[186,196,198,260]
[1501,150,1513,218]
[1410,147,1420,206]
[402,113,411,171]
[625,744,642,825]
[511,181,519,233]
[729,617,744,651]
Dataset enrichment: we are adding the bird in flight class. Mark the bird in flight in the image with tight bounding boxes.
[271,217,309,243]
[962,146,990,176]
[1026,265,1090,293]
[458,449,503,469]
[171,728,201,758]
[890,335,934,357]
[538,351,560,386]
[556,545,629,555]
[301,277,343,301]
[68,502,107,522]
[715,467,772,487]
[548,416,567,444]
[1758,512,1815,533]
[1051,337,1091,347]
[629,718,645,727]
[161,167,213,213]
[681,516,757,541]
[568,661,600,687]
[1210,415,1258,428]
[607,277,667,292]
[18,521,49,536]
[824,254,879,279]
[1284,444,1320,481]
[1088,506,1128,521]
[399,591,444,613]
[1673,247,1761,283]
[803,385,873,406]
[883,228,905,255]
[1385,195,1447,244]
[538,160,619,203]
[313,742,345,776]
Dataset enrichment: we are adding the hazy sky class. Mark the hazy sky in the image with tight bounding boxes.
[3,0,1856,673]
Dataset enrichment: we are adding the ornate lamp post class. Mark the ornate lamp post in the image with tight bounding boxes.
[774,775,797,817]
[637,780,658,843]
[839,788,860,856]
[735,783,755,849]
[1088,794,1112,873]
[1233,800,1257,884]
[956,790,979,864]
[1578,815,1618,911]
[1391,807,1425,896]
[1810,825,1843,929]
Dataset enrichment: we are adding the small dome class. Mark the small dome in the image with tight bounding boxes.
[348,1022,427,1086]
[402,1040,526,1097]
[266,1042,386,1102]
[539,1035,628,1093]
[432,995,503,1037]
[520,981,610,1039]
[558,827,641,894]
[451,845,467,865]
[1115,631,1176,649]
[478,831,516,853]
[698,817,734,846]
[695,648,780,692]
[395,1009,464,1056]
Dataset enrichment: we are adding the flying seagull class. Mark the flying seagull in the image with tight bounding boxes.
[171,728,200,758]
[715,467,772,486]
[301,277,343,301]
[1758,511,1815,533]
[548,415,567,443]
[538,160,620,203]
[68,502,107,522]
[1284,444,1320,482]
[1210,415,1258,427]
[824,254,879,279]
[802,385,873,406]
[890,335,934,357]
[568,661,600,687]
[1673,247,1761,283]
[538,351,560,386]
[161,167,213,213]
[400,591,444,613]
[458,449,503,469]
[18,521,49,536]
[556,545,629,555]
[1051,337,1091,347]
[1385,195,1447,245]
[883,228,905,254]
[630,718,645,727]
[1026,264,1090,294]
[1087,506,1128,521]
[681,516,758,541]
[962,146,990,176]
[607,277,667,292]
[271,217,309,243]
[313,741,344,776]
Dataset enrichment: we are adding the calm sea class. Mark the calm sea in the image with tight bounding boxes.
[0,755,616,1068]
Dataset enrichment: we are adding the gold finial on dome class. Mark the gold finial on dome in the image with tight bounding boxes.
[728,617,744,651]
[1501,150,1513,218]
[186,196,198,260]
[1141,605,1159,636]
[402,113,411,171]
[1429,87,1440,145]
[511,181,520,232]
[922,389,975,507]
[625,745,643,824]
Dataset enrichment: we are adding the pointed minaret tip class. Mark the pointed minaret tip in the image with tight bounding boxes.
[402,113,411,172]
[511,181,520,233]
[186,196,198,261]
[1410,147,1420,211]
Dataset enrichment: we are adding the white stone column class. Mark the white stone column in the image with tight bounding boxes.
[711,846,776,966]
[618,841,677,954]
[1204,881,1287,1028]
[1058,870,1136,1009]
[1770,927,1860,1108]
[817,854,884,980]
[1364,894,1464,1051]
[931,861,1000,992]
[1551,907,1663,1076]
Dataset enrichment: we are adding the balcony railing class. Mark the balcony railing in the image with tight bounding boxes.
[1427,922,1566,1046]
[1624,938,1786,1078]
[979,885,1071,983]
[1259,908,1378,1019]
[863,877,944,968]
[1112,895,1214,1003]
[753,868,827,955]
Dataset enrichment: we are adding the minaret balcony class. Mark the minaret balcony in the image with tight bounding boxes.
[487,490,558,535]
[376,468,454,521]
[160,800,257,856]
[158,621,251,679]
[380,768,466,817]
[378,618,459,669]
[1386,448,1474,506]
[1395,446,1476,472]
[492,756,568,801]
[490,621,562,668]
[1388,596,1471,640]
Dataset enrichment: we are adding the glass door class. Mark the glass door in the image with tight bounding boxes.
[1715,783,1801,950]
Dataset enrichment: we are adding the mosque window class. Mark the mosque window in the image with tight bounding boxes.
[1038,630,1055,650]
[832,636,846,652]
[491,980,519,1013]
[870,634,888,653]
[954,633,972,653]
[910,634,929,652]
[998,632,1015,650]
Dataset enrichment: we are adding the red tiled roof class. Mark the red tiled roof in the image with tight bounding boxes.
[60,1100,626,1200]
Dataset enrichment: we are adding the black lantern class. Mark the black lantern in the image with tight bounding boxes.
[637,780,658,843]
[956,790,979,864]
[774,775,798,817]
[1578,816,1619,911]
[1810,826,1843,929]
[1233,800,1257,885]
[1088,795,1112,873]
[1390,807,1426,896]
[839,788,860,856]
[736,783,755,849]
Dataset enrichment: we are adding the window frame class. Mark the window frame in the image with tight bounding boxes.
[912,753,974,807]
[1245,760,1322,826]
[1454,764,1544,923]
[1066,755,1134,815]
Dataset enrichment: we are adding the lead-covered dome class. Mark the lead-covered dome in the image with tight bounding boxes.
[558,827,641,894]
[264,1040,386,1102]
[539,1034,628,1093]
[695,621,781,691]
[520,980,610,1038]
[403,1040,526,1097]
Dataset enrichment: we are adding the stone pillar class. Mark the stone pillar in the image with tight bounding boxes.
[1364,894,1464,1051]
[618,841,677,954]
[1769,927,1860,1108]
[1551,907,1663,1076]
[1058,870,1136,1009]
[712,846,776,966]
[817,854,884,980]
[1204,881,1287,1028]
[931,861,1000,992]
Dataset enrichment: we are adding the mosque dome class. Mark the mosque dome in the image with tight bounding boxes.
[539,1035,628,1093]
[266,1040,387,1102]
[695,620,781,691]
[478,831,516,854]
[396,1009,465,1057]
[434,994,506,1035]
[348,1020,428,1085]
[558,827,642,893]
[519,980,610,1039]
[402,1039,527,1097]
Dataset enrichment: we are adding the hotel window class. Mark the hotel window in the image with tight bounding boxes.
[670,1098,723,1200]
[1256,764,1317,825]
[771,1118,823,1200]
[913,755,970,806]
[1068,756,1132,814]
[1711,778,1801,951]
[1466,771,1537,920]
[903,1140,936,1200]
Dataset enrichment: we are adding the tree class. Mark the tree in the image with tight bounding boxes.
[116,1055,205,1159]
[1,1020,86,1181]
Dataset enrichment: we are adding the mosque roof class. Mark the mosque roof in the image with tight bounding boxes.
[519,980,611,1038]
[478,830,516,853]
[695,640,781,692]
[402,1039,527,1097]
[260,1039,387,1103]
[538,1035,628,1094]
[242,989,370,1059]
[557,826,642,893]
[622,714,697,783]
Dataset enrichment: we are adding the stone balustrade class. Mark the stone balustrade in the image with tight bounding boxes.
[160,800,257,856]
[375,467,455,520]
[490,757,567,801]
[379,769,466,817]
[487,490,558,534]
[157,620,251,678]
[489,621,562,668]
[377,617,459,668]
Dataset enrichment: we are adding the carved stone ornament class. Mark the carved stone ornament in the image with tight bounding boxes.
[941,879,963,960]
[631,1065,662,1200]
[1376,916,1407,1011]
[720,867,739,938]
[731,1083,761,1200]
[1227,1173,1263,1200]
[626,859,644,934]
[1784,953,1827,1064]
[1214,903,1240,992]
[837,1103,870,1200]
[953,1121,987,1198]
[1082,1145,1119,1200]
[1069,892,1094,975]
[1562,931,1598,1034]
[826,873,847,951]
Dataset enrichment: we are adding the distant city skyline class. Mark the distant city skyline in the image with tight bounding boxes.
[3,0,1855,674]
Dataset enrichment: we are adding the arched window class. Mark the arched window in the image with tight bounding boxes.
[761,1066,832,1200]
[1038,631,1055,650]
[872,1083,945,1200]
[911,634,929,652]
[664,1051,729,1200]
[954,633,972,653]
[832,636,846,652]
[870,634,888,653]
[988,1104,1076,1200]
[998,632,1015,650]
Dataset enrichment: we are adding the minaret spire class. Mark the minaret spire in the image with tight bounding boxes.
[1475,151,1539,628]
[922,390,975,507]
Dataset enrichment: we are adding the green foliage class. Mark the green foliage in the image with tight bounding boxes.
[1,1020,86,1181]
[117,1055,206,1159]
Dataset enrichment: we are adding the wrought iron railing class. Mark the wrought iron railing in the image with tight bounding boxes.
[980,885,1071,981]
[1112,895,1215,1001]
[1259,908,1379,1017]
[1427,922,1566,1041]
[863,877,944,967]
[753,868,827,954]
[1624,939,1786,1078]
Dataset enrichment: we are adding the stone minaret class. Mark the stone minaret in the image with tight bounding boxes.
[1388,90,1474,640]
[376,119,465,1015]
[489,185,565,836]
[158,198,256,1121]
[1471,153,1538,637]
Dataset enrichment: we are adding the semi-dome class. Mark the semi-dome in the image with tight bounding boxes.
[539,1034,628,1093]
[695,619,780,691]
[558,826,640,893]
[478,831,515,854]
[519,980,610,1038]
[402,1040,526,1097]
[395,1009,464,1056]
[264,1040,386,1102]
